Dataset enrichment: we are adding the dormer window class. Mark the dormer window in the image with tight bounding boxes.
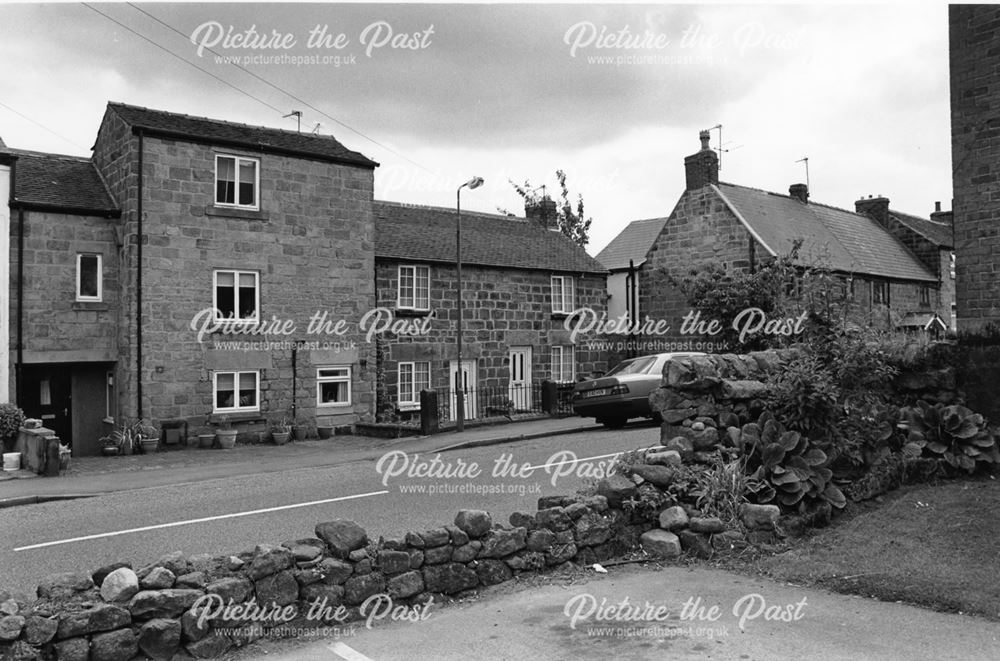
[215,155,259,209]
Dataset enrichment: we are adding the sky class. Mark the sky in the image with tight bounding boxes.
[0,1,952,257]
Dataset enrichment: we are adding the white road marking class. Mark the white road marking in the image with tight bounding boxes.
[327,642,375,661]
[523,447,653,472]
[14,490,389,551]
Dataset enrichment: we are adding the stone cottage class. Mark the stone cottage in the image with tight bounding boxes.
[631,131,953,345]
[372,199,608,421]
[6,103,380,453]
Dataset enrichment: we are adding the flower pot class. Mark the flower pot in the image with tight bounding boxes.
[217,429,238,449]
[101,446,119,457]
[2,453,21,472]
[317,426,333,440]
[293,427,308,441]
[139,438,158,454]
[197,433,215,449]
[272,431,290,446]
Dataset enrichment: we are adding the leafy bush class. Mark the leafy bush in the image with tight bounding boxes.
[766,354,840,439]
[899,401,999,473]
[742,412,846,511]
[0,403,25,444]
[690,455,762,527]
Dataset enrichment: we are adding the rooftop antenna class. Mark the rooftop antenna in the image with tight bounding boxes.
[311,123,323,134]
[796,157,810,189]
[709,124,742,171]
[283,110,302,132]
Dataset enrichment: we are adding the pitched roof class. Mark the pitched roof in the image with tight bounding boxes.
[4,148,119,215]
[714,183,936,283]
[889,209,954,248]
[374,201,607,274]
[106,103,377,169]
[595,217,668,270]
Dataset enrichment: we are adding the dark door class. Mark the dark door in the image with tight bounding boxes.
[21,365,72,445]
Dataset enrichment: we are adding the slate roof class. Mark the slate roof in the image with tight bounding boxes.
[106,103,377,169]
[714,183,936,283]
[374,201,607,274]
[3,148,119,215]
[889,209,954,248]
[595,217,668,271]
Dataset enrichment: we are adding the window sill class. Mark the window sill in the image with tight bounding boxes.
[73,301,109,312]
[205,206,270,222]
[397,403,420,412]
[209,411,264,424]
[318,403,352,409]
[394,308,433,318]
[550,312,570,321]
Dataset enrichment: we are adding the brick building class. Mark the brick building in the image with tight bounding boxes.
[6,103,379,454]
[2,149,121,455]
[372,200,608,421]
[633,131,952,345]
[950,5,1000,333]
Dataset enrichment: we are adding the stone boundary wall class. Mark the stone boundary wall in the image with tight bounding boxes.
[648,350,964,454]
[0,486,782,661]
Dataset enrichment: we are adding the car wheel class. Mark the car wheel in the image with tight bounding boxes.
[603,417,628,430]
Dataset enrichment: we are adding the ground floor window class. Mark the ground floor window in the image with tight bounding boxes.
[551,345,575,382]
[214,370,259,412]
[105,371,116,422]
[398,361,431,409]
[317,367,351,407]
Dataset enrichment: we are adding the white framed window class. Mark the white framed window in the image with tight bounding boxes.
[215,154,259,209]
[317,367,351,407]
[398,265,431,310]
[398,361,431,409]
[551,345,575,382]
[551,275,575,314]
[214,269,259,322]
[950,252,956,280]
[76,253,102,301]
[213,370,259,413]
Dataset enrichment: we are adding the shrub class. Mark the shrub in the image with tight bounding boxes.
[899,401,1000,474]
[742,412,846,511]
[0,403,25,446]
[766,354,840,439]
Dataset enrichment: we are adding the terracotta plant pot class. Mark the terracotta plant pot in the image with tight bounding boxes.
[272,431,290,445]
[101,446,119,457]
[293,427,308,441]
[197,433,215,449]
[217,430,238,449]
[317,426,333,440]
[139,438,158,454]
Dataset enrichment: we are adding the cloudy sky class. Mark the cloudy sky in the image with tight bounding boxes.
[0,2,950,256]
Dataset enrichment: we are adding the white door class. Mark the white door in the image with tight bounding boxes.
[508,346,532,411]
[449,360,477,421]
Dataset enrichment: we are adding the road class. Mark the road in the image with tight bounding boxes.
[0,424,659,597]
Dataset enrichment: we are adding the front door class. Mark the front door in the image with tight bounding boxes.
[508,346,532,411]
[21,365,72,445]
[449,359,477,422]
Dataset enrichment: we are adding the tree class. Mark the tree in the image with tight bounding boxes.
[504,170,593,248]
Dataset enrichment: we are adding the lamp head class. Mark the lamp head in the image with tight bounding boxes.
[464,176,484,190]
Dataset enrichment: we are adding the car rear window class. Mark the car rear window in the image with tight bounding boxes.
[605,356,657,376]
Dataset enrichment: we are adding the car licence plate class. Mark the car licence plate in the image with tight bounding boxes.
[583,388,610,398]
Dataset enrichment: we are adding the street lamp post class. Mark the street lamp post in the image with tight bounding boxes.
[455,176,484,432]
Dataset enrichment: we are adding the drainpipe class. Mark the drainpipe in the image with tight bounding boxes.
[136,130,144,420]
[626,260,636,358]
[292,342,298,420]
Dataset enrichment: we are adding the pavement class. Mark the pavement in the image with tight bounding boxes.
[0,416,601,508]
[244,562,1000,661]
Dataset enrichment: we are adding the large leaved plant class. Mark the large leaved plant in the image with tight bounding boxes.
[899,401,999,473]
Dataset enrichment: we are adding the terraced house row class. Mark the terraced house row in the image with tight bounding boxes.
[1,103,608,455]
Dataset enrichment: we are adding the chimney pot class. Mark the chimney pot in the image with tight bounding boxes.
[789,183,809,203]
[684,130,719,191]
[935,201,942,213]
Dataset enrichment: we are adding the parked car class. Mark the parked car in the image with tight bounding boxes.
[571,352,704,429]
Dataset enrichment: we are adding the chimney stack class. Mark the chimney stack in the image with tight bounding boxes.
[855,194,890,227]
[525,195,559,230]
[930,200,954,226]
[684,130,719,191]
[789,183,809,203]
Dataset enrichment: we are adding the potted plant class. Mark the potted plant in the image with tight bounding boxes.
[100,435,119,456]
[316,424,334,440]
[216,415,238,449]
[138,421,159,454]
[270,417,292,445]
[112,418,143,456]
[293,415,313,441]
